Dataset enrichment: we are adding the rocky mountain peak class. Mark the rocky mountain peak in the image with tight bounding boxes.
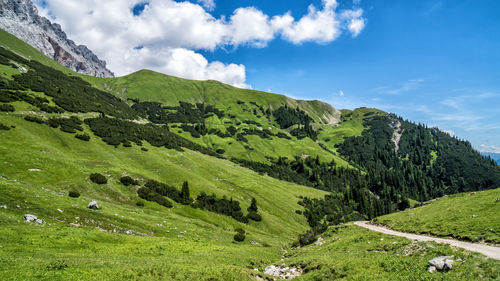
[0,0,114,77]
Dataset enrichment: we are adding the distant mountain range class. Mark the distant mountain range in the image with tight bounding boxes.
[0,0,114,77]
[482,152,500,165]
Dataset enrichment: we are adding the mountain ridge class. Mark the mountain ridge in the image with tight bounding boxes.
[0,0,114,78]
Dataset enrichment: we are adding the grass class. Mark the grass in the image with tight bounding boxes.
[276,224,500,281]
[1,28,499,280]
[373,188,500,243]
[0,28,362,166]
[318,107,386,149]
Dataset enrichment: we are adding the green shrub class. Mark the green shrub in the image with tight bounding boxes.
[234,228,245,234]
[216,149,225,154]
[75,133,90,141]
[0,103,14,112]
[24,115,45,124]
[137,187,173,208]
[246,211,262,222]
[120,176,138,186]
[295,210,302,215]
[141,147,148,151]
[135,201,145,207]
[234,232,246,242]
[0,122,10,130]
[89,173,107,184]
[68,190,80,198]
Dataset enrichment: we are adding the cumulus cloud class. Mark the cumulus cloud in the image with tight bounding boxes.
[36,0,366,87]
[342,9,365,37]
[197,0,215,11]
[479,144,500,153]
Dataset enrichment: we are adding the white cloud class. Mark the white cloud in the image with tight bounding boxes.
[197,0,215,11]
[122,47,249,88]
[373,78,425,95]
[229,7,274,47]
[36,0,366,87]
[340,9,365,37]
[271,0,343,44]
[442,129,455,137]
[479,144,500,153]
[339,90,344,96]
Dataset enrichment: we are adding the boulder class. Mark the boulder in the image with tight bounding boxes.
[35,219,44,224]
[24,214,37,222]
[428,256,454,272]
[88,200,99,209]
[314,236,325,246]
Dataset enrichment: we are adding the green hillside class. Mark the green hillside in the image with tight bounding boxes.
[373,188,500,243]
[1,28,500,280]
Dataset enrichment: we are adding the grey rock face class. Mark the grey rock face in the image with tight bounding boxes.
[0,0,114,77]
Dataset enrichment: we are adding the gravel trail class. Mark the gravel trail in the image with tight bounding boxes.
[354,221,500,260]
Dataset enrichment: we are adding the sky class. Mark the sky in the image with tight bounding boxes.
[33,0,500,153]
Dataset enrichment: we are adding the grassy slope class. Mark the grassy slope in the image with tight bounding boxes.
[283,224,500,281]
[318,107,386,150]
[2,29,499,280]
[0,111,326,280]
[373,188,500,243]
[86,69,352,165]
[0,28,361,166]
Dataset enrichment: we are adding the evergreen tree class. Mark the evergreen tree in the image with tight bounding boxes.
[247,197,258,212]
[181,181,191,205]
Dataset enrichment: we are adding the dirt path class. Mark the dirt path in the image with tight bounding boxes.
[353,221,500,260]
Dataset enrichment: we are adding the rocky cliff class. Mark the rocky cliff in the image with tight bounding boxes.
[0,0,114,77]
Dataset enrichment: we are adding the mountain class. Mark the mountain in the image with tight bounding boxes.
[1,26,500,279]
[0,0,114,78]
[482,152,500,165]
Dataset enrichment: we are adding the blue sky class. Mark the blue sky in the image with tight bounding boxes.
[35,0,500,152]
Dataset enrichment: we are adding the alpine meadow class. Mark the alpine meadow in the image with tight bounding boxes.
[0,0,499,280]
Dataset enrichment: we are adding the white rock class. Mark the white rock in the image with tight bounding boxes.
[57,209,63,213]
[35,219,44,224]
[88,200,99,209]
[24,214,37,222]
[0,205,6,209]
[428,256,454,272]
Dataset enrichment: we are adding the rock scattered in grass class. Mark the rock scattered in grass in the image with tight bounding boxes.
[88,200,99,209]
[0,205,6,209]
[428,256,454,273]
[264,264,302,279]
[314,237,324,246]
[24,214,37,222]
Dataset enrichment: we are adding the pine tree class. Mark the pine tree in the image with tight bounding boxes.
[247,197,258,212]
[181,181,191,205]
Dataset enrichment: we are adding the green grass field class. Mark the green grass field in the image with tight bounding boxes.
[1,28,499,280]
[373,188,500,243]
